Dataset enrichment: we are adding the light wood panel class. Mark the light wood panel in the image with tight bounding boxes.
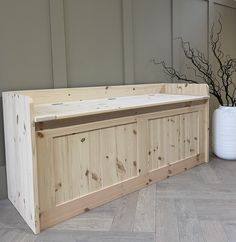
[150,111,199,170]
[2,93,39,233]
[12,83,209,105]
[33,93,208,122]
[38,122,138,208]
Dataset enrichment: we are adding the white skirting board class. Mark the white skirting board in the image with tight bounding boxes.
[0,166,7,199]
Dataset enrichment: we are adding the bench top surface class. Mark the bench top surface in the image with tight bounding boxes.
[33,93,208,122]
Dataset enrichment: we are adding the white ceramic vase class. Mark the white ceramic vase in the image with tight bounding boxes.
[212,106,236,160]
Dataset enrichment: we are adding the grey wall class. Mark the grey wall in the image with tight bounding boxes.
[0,0,236,199]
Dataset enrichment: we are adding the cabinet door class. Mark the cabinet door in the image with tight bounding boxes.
[37,122,138,209]
[149,111,199,170]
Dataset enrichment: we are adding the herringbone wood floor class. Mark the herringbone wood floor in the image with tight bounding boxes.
[1,155,236,242]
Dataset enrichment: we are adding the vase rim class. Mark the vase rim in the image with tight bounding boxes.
[219,105,236,109]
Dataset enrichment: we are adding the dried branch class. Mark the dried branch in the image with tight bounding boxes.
[155,15,236,106]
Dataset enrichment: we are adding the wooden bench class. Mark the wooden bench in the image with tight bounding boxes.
[2,83,209,234]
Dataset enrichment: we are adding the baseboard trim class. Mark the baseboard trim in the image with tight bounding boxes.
[0,165,7,199]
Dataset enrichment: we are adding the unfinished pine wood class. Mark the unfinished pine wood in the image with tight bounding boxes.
[38,122,138,209]
[9,83,209,105]
[2,93,39,234]
[33,93,208,122]
[2,83,209,234]
[149,111,200,170]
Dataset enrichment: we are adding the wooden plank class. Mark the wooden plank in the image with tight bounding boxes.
[149,119,158,170]
[70,133,90,197]
[167,115,180,163]
[38,116,137,138]
[190,112,199,156]
[53,131,103,203]
[150,118,166,168]
[133,184,156,232]
[88,130,102,192]
[165,83,209,96]
[100,127,118,187]
[37,136,55,212]
[2,93,39,233]
[5,83,209,105]
[110,191,139,231]
[36,100,207,132]
[156,199,179,242]
[39,154,205,231]
[115,123,138,180]
[200,220,228,242]
[13,84,167,104]
[137,118,150,175]
[175,199,204,242]
[53,136,72,205]
[33,94,208,122]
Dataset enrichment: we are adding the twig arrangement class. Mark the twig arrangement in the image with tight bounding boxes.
[153,16,236,106]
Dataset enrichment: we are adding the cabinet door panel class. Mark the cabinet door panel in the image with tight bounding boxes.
[149,111,199,170]
[52,123,138,205]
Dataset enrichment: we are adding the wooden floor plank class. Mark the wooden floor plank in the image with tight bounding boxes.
[195,199,236,221]
[155,198,180,242]
[36,230,155,242]
[1,156,236,241]
[133,184,156,232]
[0,228,36,242]
[156,183,236,200]
[175,199,205,242]
[200,221,228,242]
[223,221,236,242]
[110,191,139,231]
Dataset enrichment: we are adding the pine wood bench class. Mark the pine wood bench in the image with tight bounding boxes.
[2,83,209,234]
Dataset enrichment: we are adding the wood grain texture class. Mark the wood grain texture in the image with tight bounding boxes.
[33,93,208,122]
[175,199,204,242]
[156,199,179,242]
[2,93,39,233]
[200,220,228,242]
[2,83,209,233]
[8,83,208,105]
[133,184,156,232]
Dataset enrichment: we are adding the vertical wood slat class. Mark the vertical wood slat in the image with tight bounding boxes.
[49,0,67,88]
[137,118,150,175]
[54,136,72,205]
[38,137,55,212]
[100,127,118,187]
[88,130,102,192]
[115,123,137,181]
